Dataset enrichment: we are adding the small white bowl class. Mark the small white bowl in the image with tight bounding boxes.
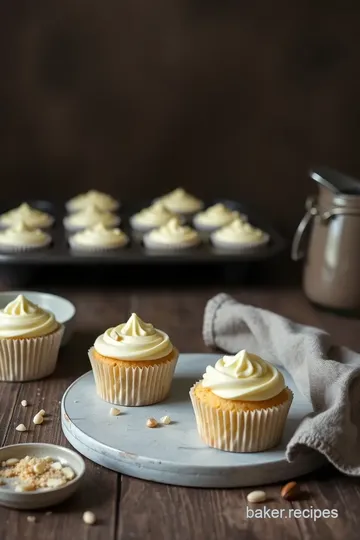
[0,291,76,347]
[0,443,85,510]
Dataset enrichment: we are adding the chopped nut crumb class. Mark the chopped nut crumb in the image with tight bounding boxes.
[0,455,76,492]
[159,415,171,425]
[109,407,121,416]
[83,511,96,525]
[146,418,158,428]
[27,516,36,523]
[21,400,28,407]
[15,424,27,432]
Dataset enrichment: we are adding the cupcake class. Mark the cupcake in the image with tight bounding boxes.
[0,221,52,252]
[0,294,64,381]
[66,190,119,213]
[63,205,120,232]
[193,203,245,232]
[211,218,269,250]
[157,188,203,217]
[88,313,179,406]
[130,201,176,233]
[190,350,293,452]
[0,203,54,229]
[69,223,129,251]
[143,217,201,250]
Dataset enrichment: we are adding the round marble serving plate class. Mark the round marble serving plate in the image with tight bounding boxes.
[61,354,325,488]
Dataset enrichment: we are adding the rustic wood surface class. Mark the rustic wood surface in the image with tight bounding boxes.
[0,267,360,539]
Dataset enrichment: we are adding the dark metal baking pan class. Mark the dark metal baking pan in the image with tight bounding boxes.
[0,199,286,266]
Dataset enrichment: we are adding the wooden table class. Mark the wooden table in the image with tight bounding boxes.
[1,267,360,539]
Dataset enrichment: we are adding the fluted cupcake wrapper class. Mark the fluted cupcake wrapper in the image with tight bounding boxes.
[143,236,201,251]
[0,325,64,382]
[68,237,129,252]
[210,234,270,251]
[0,238,52,253]
[190,384,293,453]
[88,347,179,406]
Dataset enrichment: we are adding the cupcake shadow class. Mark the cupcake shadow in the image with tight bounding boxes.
[165,376,197,405]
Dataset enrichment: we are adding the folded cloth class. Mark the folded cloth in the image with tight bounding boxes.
[203,293,360,476]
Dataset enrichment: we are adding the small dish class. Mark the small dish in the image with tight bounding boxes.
[0,443,85,510]
[0,291,76,347]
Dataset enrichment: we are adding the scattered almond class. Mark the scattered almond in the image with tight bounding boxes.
[39,409,46,416]
[159,415,171,425]
[247,490,267,503]
[15,484,36,492]
[33,413,44,425]
[146,418,158,428]
[6,458,19,466]
[281,481,300,501]
[83,511,96,525]
[46,478,66,488]
[51,462,62,470]
[15,424,27,432]
[21,400,28,407]
[62,467,75,480]
[33,462,47,475]
[27,516,36,523]
[109,407,121,416]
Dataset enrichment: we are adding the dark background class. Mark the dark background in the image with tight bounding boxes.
[1,1,360,238]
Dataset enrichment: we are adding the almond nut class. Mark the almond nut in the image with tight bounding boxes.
[247,490,267,503]
[281,481,300,501]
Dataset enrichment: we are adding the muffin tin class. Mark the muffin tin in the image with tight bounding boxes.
[0,199,285,265]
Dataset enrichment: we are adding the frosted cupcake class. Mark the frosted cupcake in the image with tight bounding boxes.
[89,313,179,406]
[0,221,52,252]
[0,203,54,229]
[193,203,244,232]
[69,223,129,251]
[211,218,269,250]
[63,205,120,232]
[130,201,176,233]
[0,295,64,381]
[157,188,203,217]
[66,190,119,213]
[190,350,293,452]
[143,218,201,250]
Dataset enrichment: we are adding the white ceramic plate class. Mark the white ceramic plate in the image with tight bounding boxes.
[0,291,76,346]
[0,443,85,509]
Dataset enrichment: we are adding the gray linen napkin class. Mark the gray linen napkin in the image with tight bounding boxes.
[203,293,360,476]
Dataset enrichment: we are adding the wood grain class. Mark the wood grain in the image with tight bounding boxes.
[1,278,360,537]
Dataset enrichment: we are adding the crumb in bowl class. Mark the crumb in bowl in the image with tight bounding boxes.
[0,455,76,492]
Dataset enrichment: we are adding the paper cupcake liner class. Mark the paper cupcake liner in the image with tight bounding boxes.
[88,347,179,406]
[68,237,129,252]
[190,384,293,452]
[63,216,121,233]
[0,325,64,382]
[0,238,52,253]
[143,235,201,251]
[210,233,270,252]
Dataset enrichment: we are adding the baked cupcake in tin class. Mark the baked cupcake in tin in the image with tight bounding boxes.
[143,217,201,250]
[88,313,179,406]
[0,294,64,381]
[193,203,244,232]
[211,218,269,250]
[63,205,120,232]
[130,201,176,233]
[0,221,52,252]
[69,222,129,251]
[156,188,203,217]
[0,203,54,229]
[66,190,119,213]
[190,350,293,452]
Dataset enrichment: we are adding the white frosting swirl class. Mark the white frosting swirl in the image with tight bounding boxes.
[159,188,203,213]
[67,190,119,212]
[64,205,120,230]
[94,313,173,361]
[0,294,59,338]
[131,202,175,230]
[0,203,54,229]
[211,218,268,246]
[145,218,200,247]
[0,221,51,248]
[194,203,241,228]
[201,350,285,401]
[70,223,128,249]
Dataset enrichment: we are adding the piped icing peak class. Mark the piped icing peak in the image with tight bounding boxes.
[0,294,59,338]
[202,349,285,401]
[94,313,174,361]
[212,218,267,244]
[0,203,53,229]
[67,190,118,212]
[160,188,203,213]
